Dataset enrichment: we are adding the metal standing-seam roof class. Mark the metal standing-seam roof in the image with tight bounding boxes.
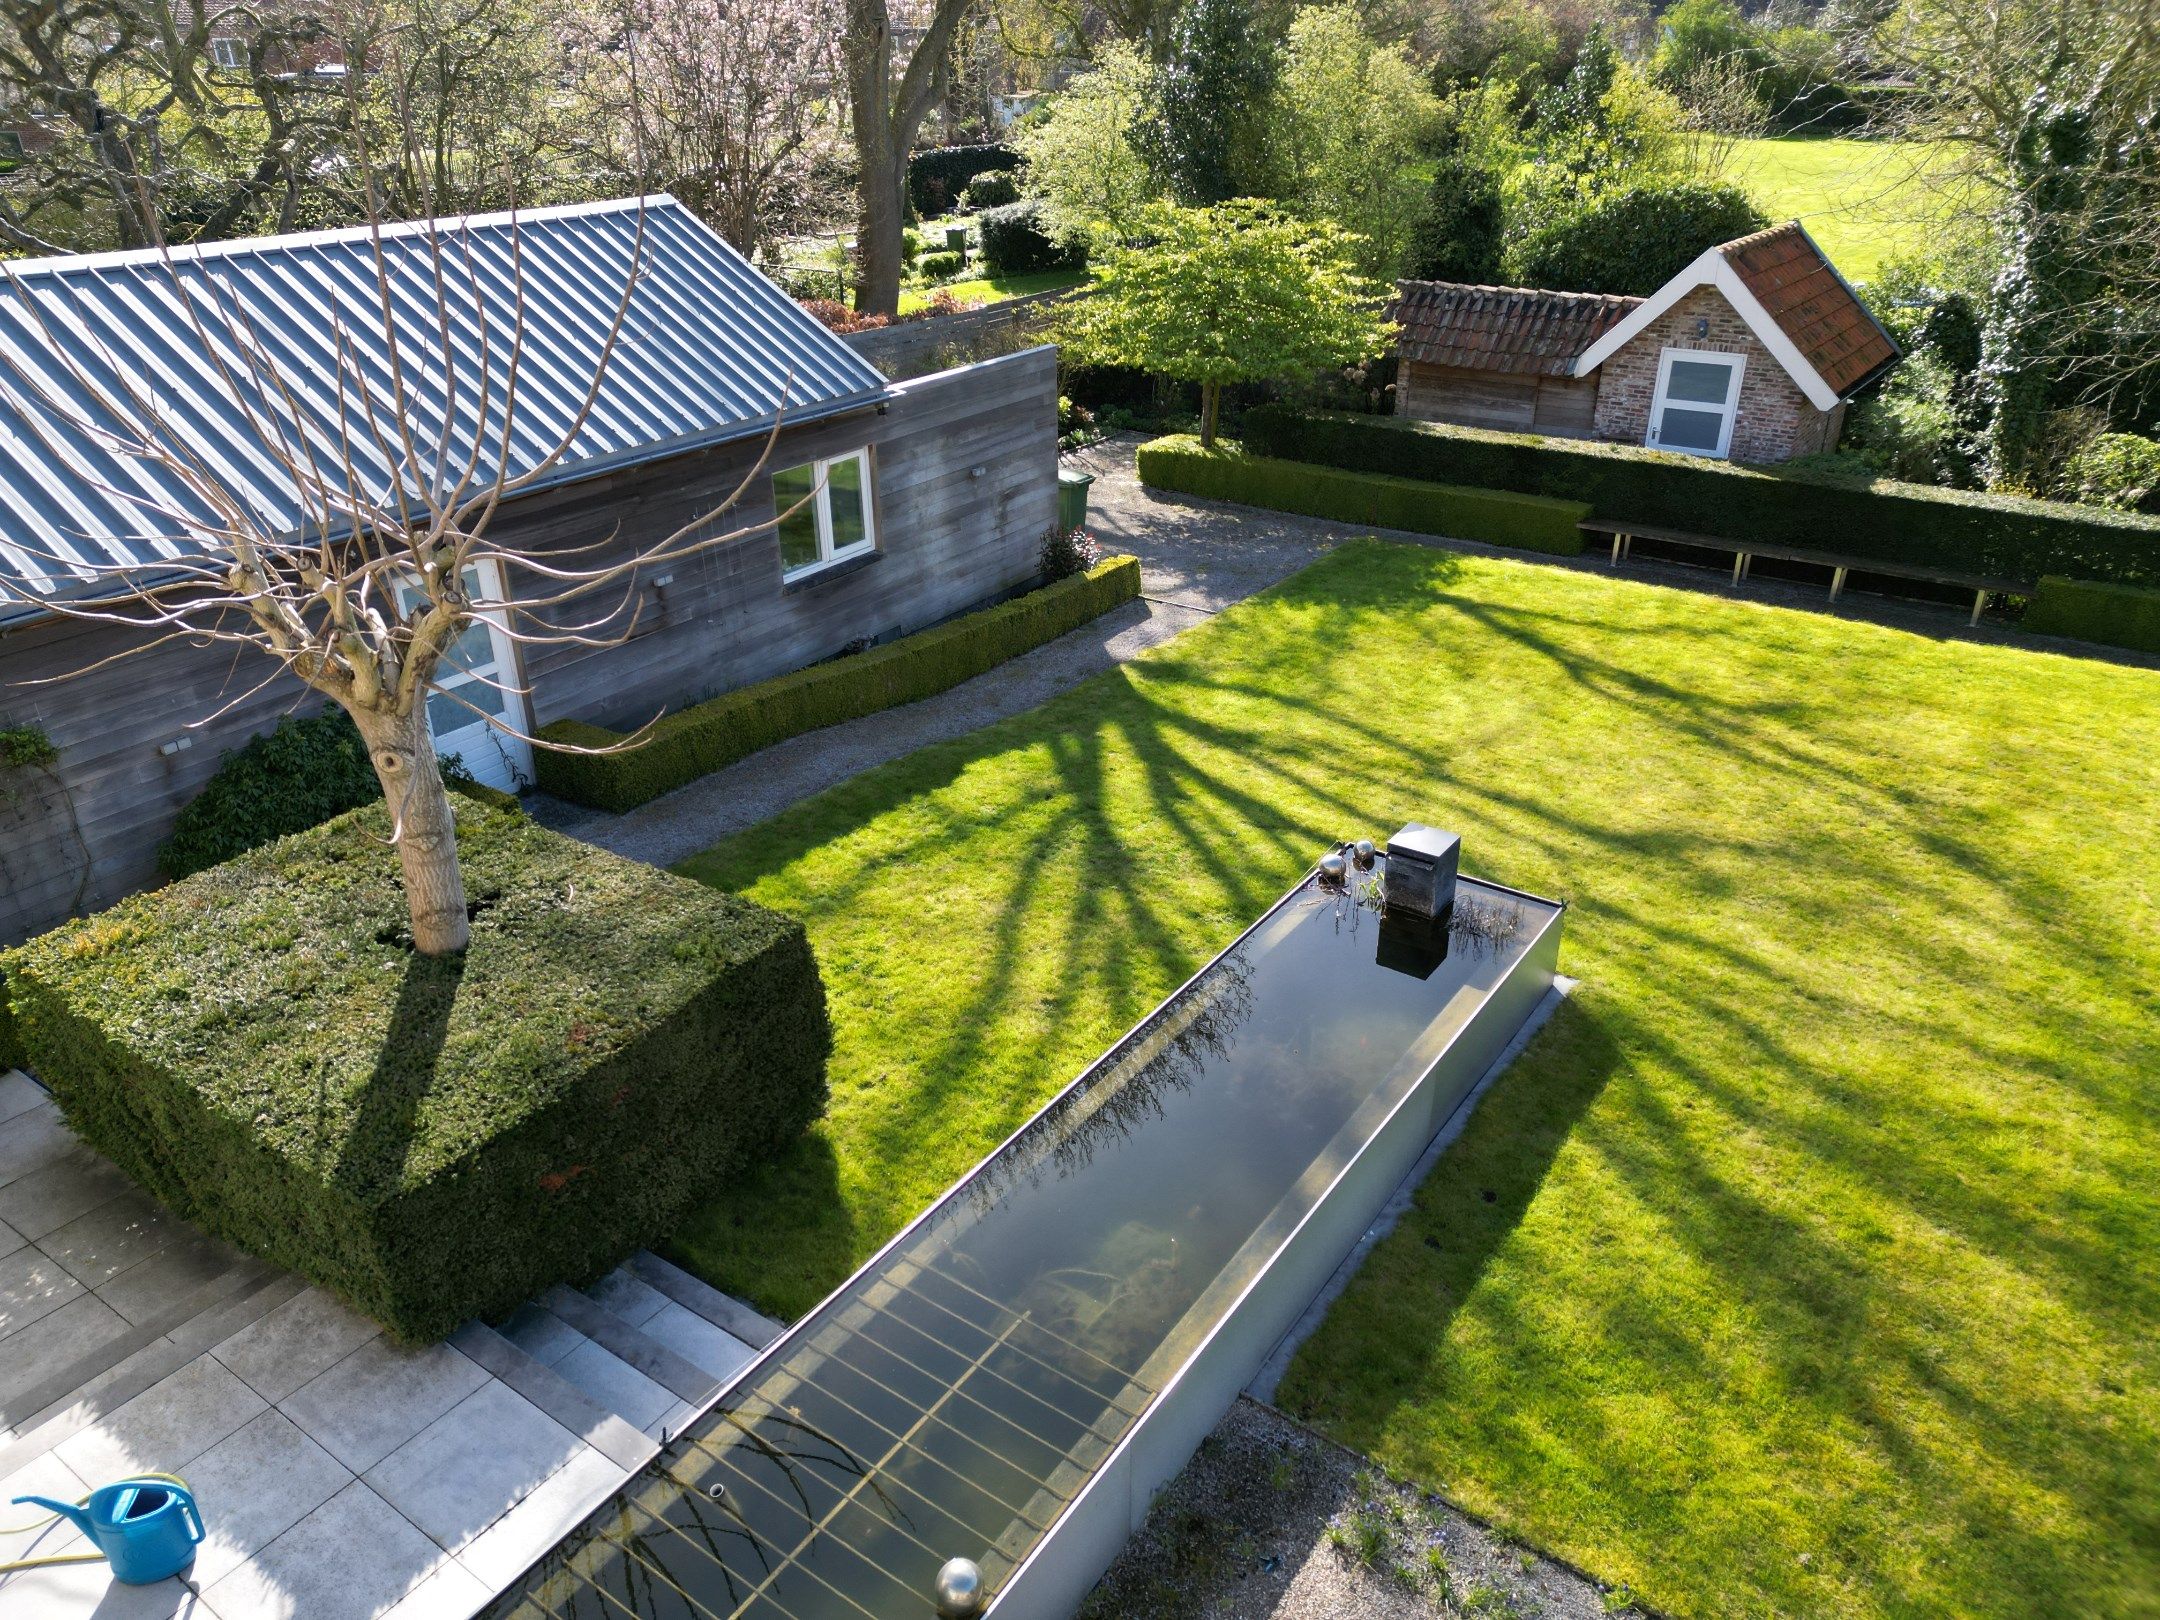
[0,195,891,623]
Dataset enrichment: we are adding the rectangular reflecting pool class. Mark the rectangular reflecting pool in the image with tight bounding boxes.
[485,853,1563,1620]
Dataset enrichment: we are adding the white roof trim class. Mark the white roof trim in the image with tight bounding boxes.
[1571,244,1842,412]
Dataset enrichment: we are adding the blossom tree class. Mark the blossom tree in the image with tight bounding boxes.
[1061,201,1394,447]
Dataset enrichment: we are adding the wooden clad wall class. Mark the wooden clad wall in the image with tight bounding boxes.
[1398,361,1600,438]
[0,344,1057,946]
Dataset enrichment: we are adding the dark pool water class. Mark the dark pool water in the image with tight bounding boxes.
[489,865,1559,1620]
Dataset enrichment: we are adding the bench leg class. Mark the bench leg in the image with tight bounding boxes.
[1830,566,1847,603]
[1731,552,1748,585]
[1611,533,1622,565]
[1971,588,1986,627]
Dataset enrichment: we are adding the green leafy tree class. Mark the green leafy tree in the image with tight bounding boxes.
[1504,178,1766,293]
[1405,151,1506,282]
[1268,4,1439,277]
[1014,39,1160,245]
[1060,201,1393,445]
[1147,0,1280,205]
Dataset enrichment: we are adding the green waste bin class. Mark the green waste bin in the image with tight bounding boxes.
[946,226,968,255]
[1057,469,1094,533]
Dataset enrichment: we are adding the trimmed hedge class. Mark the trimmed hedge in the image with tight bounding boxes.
[0,974,22,1074]
[1242,407,2160,589]
[978,201,1087,277]
[1136,436,1592,556]
[2,801,830,1342]
[536,555,1143,812]
[2025,576,2160,653]
[907,143,1021,215]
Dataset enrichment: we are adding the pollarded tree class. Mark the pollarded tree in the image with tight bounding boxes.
[0,166,796,957]
[1060,200,1394,446]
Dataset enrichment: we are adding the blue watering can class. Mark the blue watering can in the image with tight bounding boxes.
[10,1474,203,1584]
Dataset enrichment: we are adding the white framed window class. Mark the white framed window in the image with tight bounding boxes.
[392,559,533,792]
[208,35,248,70]
[1645,348,1746,458]
[773,448,877,580]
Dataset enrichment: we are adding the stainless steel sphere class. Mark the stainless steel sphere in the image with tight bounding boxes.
[1318,852,1348,884]
[934,1557,985,1617]
[1352,839,1377,869]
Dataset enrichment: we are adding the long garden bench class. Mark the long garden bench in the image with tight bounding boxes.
[1579,518,2026,627]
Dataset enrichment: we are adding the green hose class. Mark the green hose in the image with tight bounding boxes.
[0,1472,191,1576]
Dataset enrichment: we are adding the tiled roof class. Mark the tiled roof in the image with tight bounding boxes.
[1719,222,1900,397]
[1391,282,1642,376]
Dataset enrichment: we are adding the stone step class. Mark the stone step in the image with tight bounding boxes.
[630,1250,785,1351]
[541,1284,719,1408]
[449,1320,657,1474]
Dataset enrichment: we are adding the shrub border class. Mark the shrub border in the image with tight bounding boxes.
[535,555,1142,811]
[1135,436,1592,556]
[2025,575,2160,654]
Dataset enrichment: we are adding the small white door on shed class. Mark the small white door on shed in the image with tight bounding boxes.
[399,559,533,792]
[1645,348,1746,458]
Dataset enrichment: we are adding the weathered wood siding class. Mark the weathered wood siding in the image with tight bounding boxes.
[0,344,1057,946]
[1398,361,1600,438]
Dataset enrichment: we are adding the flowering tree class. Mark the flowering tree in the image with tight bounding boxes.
[1061,201,1394,446]
[603,0,843,257]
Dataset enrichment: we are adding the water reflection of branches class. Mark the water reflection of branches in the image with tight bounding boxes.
[956,946,1260,1215]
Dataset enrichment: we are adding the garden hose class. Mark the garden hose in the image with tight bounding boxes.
[0,1471,191,1576]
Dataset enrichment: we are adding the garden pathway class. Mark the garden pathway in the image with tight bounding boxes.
[530,431,2155,868]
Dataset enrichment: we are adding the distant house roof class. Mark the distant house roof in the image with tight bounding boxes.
[1391,282,1642,377]
[1572,221,1900,409]
[0,196,890,621]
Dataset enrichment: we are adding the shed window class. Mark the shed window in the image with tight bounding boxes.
[1646,349,1745,458]
[774,449,876,579]
[209,35,248,69]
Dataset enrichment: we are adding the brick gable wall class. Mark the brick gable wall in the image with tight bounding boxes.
[1589,285,1842,463]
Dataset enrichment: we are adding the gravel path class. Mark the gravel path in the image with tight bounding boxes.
[1080,1398,1634,1620]
[529,429,2150,867]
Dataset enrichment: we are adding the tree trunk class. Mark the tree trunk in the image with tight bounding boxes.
[1200,381,1221,448]
[855,148,907,317]
[351,706,471,957]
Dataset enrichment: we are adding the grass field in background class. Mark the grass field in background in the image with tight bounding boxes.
[671,539,2159,1619]
[1720,135,1970,280]
[898,266,1090,314]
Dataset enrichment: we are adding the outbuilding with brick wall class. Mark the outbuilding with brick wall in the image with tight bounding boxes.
[1390,221,1898,465]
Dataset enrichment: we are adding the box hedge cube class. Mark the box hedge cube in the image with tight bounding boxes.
[1,800,830,1342]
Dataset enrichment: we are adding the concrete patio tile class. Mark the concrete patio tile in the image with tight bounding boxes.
[639,1301,756,1384]
[496,1302,582,1367]
[0,1101,74,1185]
[279,1338,485,1474]
[41,1188,176,1289]
[362,1381,582,1557]
[0,1557,201,1619]
[201,1480,446,1620]
[551,1338,674,1433]
[0,1070,47,1127]
[0,1293,128,1409]
[181,1407,354,1587]
[0,1447,93,1565]
[213,1287,379,1405]
[379,1555,491,1620]
[0,1244,87,1341]
[99,1229,247,1328]
[0,1214,23,1260]
[584,1268,669,1328]
[56,1353,268,1485]
[0,1143,134,1239]
[454,1442,627,1590]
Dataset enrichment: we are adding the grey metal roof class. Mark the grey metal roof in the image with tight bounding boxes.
[0,195,890,622]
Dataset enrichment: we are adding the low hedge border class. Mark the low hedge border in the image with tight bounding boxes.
[2,800,831,1342]
[1241,406,2160,589]
[536,554,1142,812]
[1135,436,1592,556]
[2025,575,2160,653]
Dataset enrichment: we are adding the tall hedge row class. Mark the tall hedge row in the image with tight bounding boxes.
[907,143,1022,215]
[536,555,1143,812]
[2024,576,2160,653]
[1136,437,1591,555]
[2,801,831,1342]
[1243,407,2160,588]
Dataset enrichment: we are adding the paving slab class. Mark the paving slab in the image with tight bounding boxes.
[495,1303,582,1367]
[550,1338,675,1434]
[99,1230,248,1328]
[212,1287,380,1406]
[55,1353,267,1485]
[0,1071,47,1128]
[0,1143,134,1241]
[0,1294,129,1412]
[362,1380,583,1557]
[182,1407,355,1587]
[583,1268,669,1328]
[637,1300,755,1384]
[452,1443,630,1592]
[0,1245,87,1341]
[278,1339,486,1475]
[40,1189,176,1289]
[201,1479,447,1620]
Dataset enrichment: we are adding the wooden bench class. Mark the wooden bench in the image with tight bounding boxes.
[1579,518,2027,627]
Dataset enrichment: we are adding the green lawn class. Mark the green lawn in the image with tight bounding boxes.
[1720,135,1972,280]
[672,541,2160,1620]
[897,267,1089,314]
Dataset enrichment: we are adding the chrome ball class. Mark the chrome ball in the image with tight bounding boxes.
[1352,839,1377,869]
[1318,852,1349,885]
[934,1557,986,1617]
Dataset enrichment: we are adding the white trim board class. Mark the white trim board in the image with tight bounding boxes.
[1571,236,1843,412]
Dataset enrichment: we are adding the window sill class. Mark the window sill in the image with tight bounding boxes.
[782,548,882,594]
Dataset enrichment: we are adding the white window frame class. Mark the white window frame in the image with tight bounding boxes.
[1645,347,1746,459]
[208,35,249,70]
[774,448,878,581]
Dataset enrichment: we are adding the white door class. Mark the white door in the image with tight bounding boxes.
[1645,349,1746,459]
[400,560,533,792]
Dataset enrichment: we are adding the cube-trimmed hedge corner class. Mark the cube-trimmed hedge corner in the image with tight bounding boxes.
[1,800,831,1342]
[536,554,1142,812]
[1241,405,2160,589]
[2025,575,2160,653]
[1135,435,1592,556]
[0,974,23,1074]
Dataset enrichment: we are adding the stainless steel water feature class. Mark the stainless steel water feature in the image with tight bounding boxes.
[483,834,1564,1620]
